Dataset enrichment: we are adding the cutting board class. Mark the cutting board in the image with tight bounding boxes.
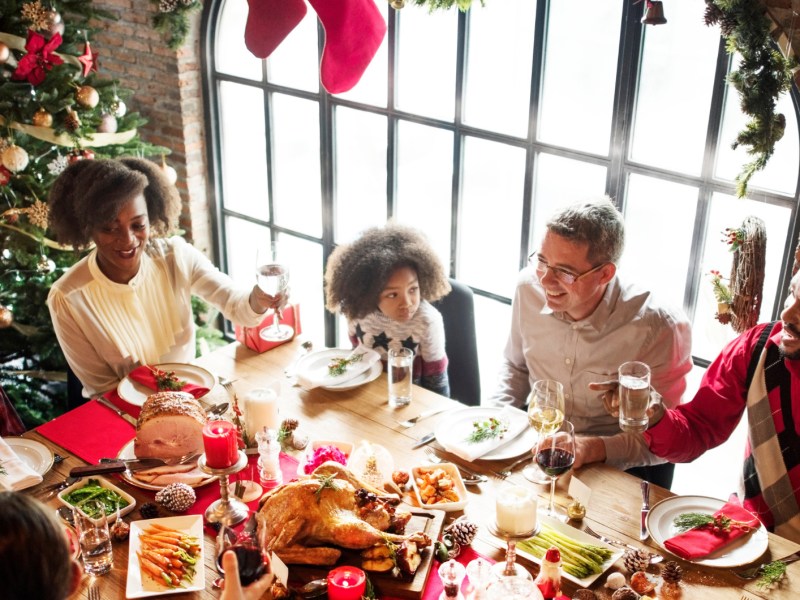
[289,507,446,599]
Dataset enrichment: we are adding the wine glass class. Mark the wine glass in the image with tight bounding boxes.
[523,380,565,484]
[535,420,575,521]
[256,243,293,342]
[215,525,270,586]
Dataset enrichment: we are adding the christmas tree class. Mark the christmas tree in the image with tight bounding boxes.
[0,0,167,425]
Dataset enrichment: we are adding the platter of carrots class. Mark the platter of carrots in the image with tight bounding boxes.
[125,515,205,597]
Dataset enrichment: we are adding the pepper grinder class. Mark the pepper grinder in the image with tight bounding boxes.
[256,428,282,489]
[465,557,492,600]
[438,559,466,600]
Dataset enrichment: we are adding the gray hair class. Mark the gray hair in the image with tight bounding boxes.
[546,197,625,264]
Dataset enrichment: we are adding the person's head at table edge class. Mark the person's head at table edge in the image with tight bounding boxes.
[48,157,181,285]
[324,221,451,322]
[531,197,624,322]
[0,491,82,600]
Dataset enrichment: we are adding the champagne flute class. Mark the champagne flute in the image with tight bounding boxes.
[256,243,293,342]
[535,420,575,521]
[523,380,565,484]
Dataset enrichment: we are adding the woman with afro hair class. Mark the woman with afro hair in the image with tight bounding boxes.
[47,157,282,397]
[324,222,451,396]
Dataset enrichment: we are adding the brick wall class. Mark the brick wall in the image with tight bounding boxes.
[91,0,213,257]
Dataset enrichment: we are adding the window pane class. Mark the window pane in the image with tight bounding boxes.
[219,82,268,221]
[538,2,622,154]
[397,121,454,266]
[223,217,264,288]
[337,3,389,107]
[216,0,262,81]
[619,175,698,309]
[463,0,536,137]
[630,3,719,174]
[715,61,800,195]
[531,154,607,243]
[692,192,792,361]
[335,107,387,243]
[460,137,526,294]
[272,94,322,237]
[474,294,511,402]
[267,11,319,92]
[396,6,457,120]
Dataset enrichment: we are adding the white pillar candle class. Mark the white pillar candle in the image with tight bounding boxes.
[243,388,280,439]
[495,486,537,535]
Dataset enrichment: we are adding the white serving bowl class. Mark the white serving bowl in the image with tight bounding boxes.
[411,463,468,512]
[58,475,136,525]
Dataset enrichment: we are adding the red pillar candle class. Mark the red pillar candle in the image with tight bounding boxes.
[202,420,238,468]
[326,566,366,600]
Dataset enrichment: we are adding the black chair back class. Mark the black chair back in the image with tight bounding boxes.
[432,279,481,406]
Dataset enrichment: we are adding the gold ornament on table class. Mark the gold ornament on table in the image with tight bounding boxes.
[76,85,100,109]
[1,145,29,173]
[0,306,13,329]
[32,107,53,128]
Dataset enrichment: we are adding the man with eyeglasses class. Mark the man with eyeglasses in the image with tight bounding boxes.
[491,197,692,488]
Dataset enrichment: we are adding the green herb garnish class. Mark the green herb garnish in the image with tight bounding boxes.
[673,512,752,533]
[327,352,364,377]
[314,472,343,502]
[757,560,788,589]
[61,479,130,517]
[465,417,509,443]
[150,366,187,391]
[0,460,6,476]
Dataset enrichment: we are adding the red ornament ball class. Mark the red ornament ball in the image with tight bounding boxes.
[68,149,95,164]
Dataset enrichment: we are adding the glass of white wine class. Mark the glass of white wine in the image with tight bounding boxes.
[255,243,293,342]
[523,379,565,484]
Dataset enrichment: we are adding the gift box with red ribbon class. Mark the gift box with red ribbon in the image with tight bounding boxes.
[235,304,302,353]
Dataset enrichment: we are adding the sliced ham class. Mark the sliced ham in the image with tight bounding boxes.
[133,391,206,460]
[132,465,208,486]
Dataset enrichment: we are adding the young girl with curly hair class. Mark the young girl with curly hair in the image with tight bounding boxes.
[324,222,451,396]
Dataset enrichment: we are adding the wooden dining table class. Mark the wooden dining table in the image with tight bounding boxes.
[21,337,800,599]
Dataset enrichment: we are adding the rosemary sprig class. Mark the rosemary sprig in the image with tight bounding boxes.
[327,352,365,377]
[0,460,6,476]
[757,560,788,589]
[465,417,509,443]
[673,512,752,533]
[314,472,342,502]
[149,366,187,391]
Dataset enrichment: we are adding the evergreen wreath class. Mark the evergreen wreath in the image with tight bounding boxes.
[152,0,201,50]
[704,0,796,198]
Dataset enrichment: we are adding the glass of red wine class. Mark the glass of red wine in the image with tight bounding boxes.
[535,419,575,521]
[216,528,270,587]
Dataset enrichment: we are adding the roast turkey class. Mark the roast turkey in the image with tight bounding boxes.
[133,391,206,459]
[256,462,429,566]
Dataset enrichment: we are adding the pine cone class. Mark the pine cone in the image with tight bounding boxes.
[139,502,160,519]
[445,516,478,546]
[155,483,196,512]
[573,590,597,600]
[661,561,683,584]
[64,109,81,132]
[611,587,639,600]
[281,418,299,432]
[623,548,651,573]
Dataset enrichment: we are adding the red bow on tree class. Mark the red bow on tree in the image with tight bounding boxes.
[12,30,64,86]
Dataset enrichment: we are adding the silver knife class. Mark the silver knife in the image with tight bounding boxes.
[412,432,436,449]
[95,396,137,426]
[70,458,166,477]
[640,480,650,540]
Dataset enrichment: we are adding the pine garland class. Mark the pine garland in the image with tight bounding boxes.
[410,0,484,11]
[151,0,201,50]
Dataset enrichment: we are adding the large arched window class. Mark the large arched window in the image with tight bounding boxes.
[202,0,800,392]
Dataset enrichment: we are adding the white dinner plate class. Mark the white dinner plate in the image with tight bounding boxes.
[5,437,54,478]
[515,516,624,587]
[116,439,215,491]
[434,407,536,460]
[116,363,216,406]
[646,495,768,567]
[295,348,382,391]
[126,515,205,598]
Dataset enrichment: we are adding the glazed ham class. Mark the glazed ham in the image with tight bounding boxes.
[131,463,207,486]
[133,391,206,460]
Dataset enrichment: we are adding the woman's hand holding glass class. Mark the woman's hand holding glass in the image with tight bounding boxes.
[219,550,275,600]
[255,244,293,342]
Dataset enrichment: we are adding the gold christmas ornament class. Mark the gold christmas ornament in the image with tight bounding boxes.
[98,114,118,133]
[390,0,405,8]
[25,199,49,230]
[32,107,53,128]
[0,42,10,64]
[0,305,12,329]
[76,85,100,109]
[43,9,64,36]
[1,145,30,173]
[111,98,127,118]
[37,255,56,274]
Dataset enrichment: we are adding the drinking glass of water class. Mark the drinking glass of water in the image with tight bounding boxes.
[618,361,651,433]
[388,347,414,408]
[73,500,113,575]
[255,243,293,342]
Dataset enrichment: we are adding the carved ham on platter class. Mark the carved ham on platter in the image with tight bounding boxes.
[133,391,206,459]
[256,462,431,573]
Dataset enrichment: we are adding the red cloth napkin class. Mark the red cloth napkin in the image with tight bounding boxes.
[36,399,135,464]
[128,365,210,399]
[102,389,142,419]
[664,498,761,559]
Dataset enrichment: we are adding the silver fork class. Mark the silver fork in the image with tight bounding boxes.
[423,447,488,483]
[397,407,448,428]
[496,454,533,479]
[88,578,101,600]
[583,525,663,564]
[734,550,800,579]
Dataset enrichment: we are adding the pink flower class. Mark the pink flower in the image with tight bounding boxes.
[12,30,64,86]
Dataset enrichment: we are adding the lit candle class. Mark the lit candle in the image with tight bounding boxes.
[327,566,366,600]
[495,485,537,535]
[243,388,280,439]
[202,420,238,468]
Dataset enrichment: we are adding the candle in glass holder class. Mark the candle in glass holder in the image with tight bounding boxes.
[202,420,238,468]
[327,566,366,600]
[495,485,537,535]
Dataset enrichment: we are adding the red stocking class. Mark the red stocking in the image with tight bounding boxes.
[306,0,386,94]
[245,0,308,59]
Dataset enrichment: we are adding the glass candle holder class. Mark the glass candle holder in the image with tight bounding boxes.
[256,427,283,489]
[327,566,366,600]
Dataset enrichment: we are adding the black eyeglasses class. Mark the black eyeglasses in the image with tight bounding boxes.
[528,252,606,285]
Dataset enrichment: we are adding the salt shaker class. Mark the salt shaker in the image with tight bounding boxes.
[256,428,282,489]
[438,559,466,600]
[465,557,492,600]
